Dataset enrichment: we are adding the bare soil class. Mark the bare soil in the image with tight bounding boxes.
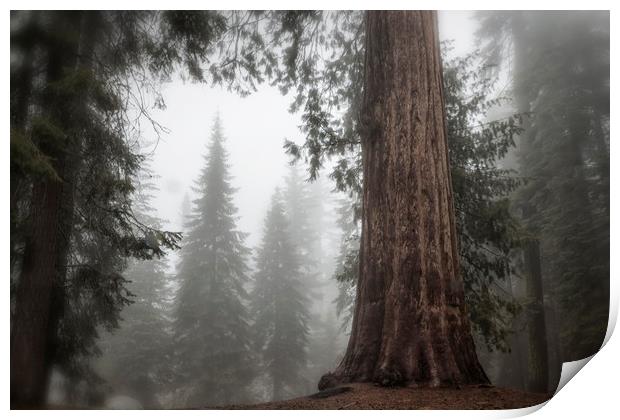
[215,383,552,410]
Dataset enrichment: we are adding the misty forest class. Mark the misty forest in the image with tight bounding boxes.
[10,10,609,409]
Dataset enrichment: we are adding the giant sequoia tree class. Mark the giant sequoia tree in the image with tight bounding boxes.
[318,11,488,388]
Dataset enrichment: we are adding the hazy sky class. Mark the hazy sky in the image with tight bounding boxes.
[145,11,476,251]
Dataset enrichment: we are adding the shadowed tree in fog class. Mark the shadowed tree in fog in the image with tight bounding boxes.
[173,115,254,406]
[251,190,310,401]
[477,11,610,389]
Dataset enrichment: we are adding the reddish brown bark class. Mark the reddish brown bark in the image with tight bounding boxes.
[320,11,488,389]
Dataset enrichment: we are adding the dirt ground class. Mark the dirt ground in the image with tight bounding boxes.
[214,383,552,410]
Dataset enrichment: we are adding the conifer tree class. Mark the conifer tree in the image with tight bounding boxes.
[251,190,310,401]
[173,115,254,406]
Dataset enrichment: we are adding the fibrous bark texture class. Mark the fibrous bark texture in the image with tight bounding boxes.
[320,10,488,390]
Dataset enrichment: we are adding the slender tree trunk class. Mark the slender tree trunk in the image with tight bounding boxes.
[522,234,549,392]
[320,11,487,389]
[10,12,83,408]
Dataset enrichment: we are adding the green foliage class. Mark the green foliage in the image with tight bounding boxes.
[52,240,134,391]
[148,11,227,82]
[173,115,254,406]
[443,51,523,351]
[10,128,60,182]
[250,191,310,401]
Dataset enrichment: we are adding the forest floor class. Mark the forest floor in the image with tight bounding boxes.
[214,383,552,410]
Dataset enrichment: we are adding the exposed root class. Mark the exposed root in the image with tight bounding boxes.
[318,372,342,391]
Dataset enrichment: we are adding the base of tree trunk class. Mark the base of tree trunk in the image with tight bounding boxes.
[319,366,489,391]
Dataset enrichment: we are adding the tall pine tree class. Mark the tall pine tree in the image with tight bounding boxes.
[251,190,310,401]
[173,115,254,407]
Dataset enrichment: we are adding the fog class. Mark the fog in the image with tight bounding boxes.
[147,86,300,247]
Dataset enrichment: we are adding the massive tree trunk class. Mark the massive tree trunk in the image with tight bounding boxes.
[319,11,488,389]
[10,12,83,408]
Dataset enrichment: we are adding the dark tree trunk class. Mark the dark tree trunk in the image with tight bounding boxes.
[522,235,549,392]
[11,181,64,408]
[10,12,83,408]
[320,11,488,390]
